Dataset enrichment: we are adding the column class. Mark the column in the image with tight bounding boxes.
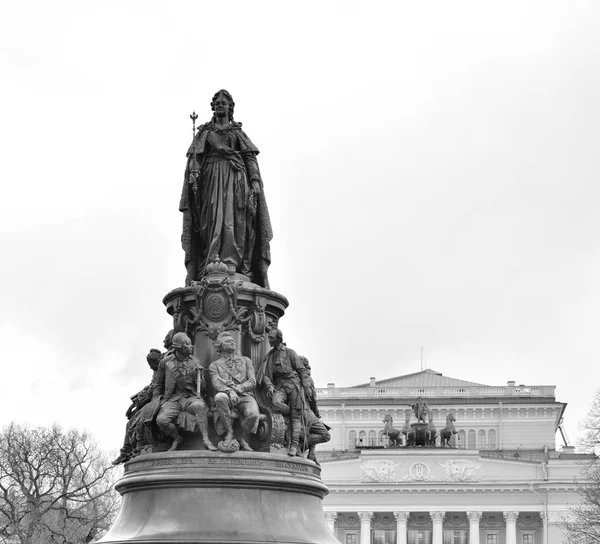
[393,511,409,544]
[358,512,374,544]
[324,511,338,535]
[467,511,482,544]
[430,512,445,544]
[503,511,519,544]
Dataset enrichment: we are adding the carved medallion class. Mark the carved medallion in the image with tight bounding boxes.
[204,292,228,321]
[402,462,434,481]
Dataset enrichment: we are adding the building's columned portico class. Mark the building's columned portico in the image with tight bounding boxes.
[324,509,555,544]
[317,370,593,544]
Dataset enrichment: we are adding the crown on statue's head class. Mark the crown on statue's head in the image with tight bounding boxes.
[206,258,229,276]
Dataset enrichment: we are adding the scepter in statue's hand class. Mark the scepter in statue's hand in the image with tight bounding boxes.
[189,110,199,195]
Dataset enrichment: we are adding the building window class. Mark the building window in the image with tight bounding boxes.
[485,533,499,544]
[369,430,377,447]
[457,430,466,449]
[372,529,396,544]
[345,532,358,544]
[488,429,497,449]
[477,429,486,449]
[408,530,432,544]
[358,431,367,448]
[349,431,356,450]
[468,429,476,449]
[522,533,534,544]
[443,530,468,544]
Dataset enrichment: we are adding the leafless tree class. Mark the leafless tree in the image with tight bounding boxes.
[563,392,600,544]
[578,389,600,453]
[564,461,600,544]
[0,423,119,544]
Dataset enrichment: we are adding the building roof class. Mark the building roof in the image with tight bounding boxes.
[352,369,488,389]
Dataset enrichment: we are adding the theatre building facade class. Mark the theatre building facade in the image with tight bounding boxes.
[315,370,594,544]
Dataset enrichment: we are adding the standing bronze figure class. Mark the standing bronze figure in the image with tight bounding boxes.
[180,90,273,288]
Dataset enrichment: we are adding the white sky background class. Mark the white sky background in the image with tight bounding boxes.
[1,0,599,452]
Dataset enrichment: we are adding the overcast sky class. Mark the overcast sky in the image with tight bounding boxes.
[1,1,599,452]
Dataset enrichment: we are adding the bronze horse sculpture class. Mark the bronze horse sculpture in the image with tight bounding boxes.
[425,409,437,446]
[440,413,457,447]
[383,413,402,447]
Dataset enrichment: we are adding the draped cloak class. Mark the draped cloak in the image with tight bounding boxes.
[180,122,272,288]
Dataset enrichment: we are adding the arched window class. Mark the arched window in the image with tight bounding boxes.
[368,430,376,447]
[488,429,497,449]
[477,429,486,449]
[378,430,387,447]
[349,430,356,450]
[358,431,366,448]
[467,429,476,449]
[457,430,466,449]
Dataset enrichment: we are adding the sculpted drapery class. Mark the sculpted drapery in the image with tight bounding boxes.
[180,90,272,288]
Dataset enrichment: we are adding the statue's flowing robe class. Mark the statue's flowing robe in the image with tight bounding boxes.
[180,121,272,288]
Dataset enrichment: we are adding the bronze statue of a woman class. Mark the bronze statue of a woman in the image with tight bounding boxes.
[180,90,273,288]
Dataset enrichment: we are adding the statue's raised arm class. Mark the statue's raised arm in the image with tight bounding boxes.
[180,90,273,288]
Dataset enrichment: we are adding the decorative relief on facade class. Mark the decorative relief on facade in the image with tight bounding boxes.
[379,515,393,526]
[359,459,402,482]
[339,514,359,527]
[449,514,464,526]
[485,514,500,526]
[401,462,435,481]
[521,514,535,525]
[434,459,481,481]
[412,514,429,526]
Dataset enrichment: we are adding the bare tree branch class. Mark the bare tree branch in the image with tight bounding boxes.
[0,423,119,544]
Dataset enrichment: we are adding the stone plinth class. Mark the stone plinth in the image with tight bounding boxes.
[99,451,339,544]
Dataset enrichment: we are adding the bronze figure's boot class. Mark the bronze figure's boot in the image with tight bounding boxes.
[197,417,217,451]
[238,432,253,452]
[168,432,184,451]
[220,416,235,448]
[307,446,319,465]
[288,413,301,456]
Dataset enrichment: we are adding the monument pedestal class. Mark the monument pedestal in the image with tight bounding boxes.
[99,451,338,544]
[163,272,288,373]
